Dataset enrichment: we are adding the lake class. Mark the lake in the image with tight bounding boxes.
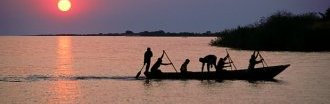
[0,36,330,104]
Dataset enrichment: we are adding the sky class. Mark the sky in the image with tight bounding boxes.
[0,0,329,35]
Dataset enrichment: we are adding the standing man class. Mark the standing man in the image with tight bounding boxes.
[144,47,153,74]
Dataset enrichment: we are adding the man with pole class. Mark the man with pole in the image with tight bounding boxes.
[248,51,264,70]
[150,51,173,75]
[143,47,153,75]
[135,47,153,79]
[216,54,231,72]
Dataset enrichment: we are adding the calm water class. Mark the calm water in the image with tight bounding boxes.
[0,36,330,104]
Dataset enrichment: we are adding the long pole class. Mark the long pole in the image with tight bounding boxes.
[258,51,268,67]
[256,51,265,68]
[229,57,237,70]
[163,50,178,73]
[226,49,237,70]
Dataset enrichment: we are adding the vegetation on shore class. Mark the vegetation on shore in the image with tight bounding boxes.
[211,8,330,51]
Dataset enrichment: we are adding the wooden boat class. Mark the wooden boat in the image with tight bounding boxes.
[145,64,290,80]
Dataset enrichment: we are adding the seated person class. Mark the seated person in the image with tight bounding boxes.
[180,59,190,73]
[216,54,231,72]
[248,51,263,70]
[150,53,172,74]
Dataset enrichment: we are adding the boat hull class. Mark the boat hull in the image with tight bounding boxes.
[145,64,290,80]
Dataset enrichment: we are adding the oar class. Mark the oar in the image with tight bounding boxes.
[226,49,237,70]
[135,64,145,79]
[163,50,178,73]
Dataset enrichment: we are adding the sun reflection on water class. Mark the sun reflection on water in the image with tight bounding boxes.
[49,36,80,104]
[56,36,73,76]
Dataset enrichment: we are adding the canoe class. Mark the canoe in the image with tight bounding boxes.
[145,64,290,80]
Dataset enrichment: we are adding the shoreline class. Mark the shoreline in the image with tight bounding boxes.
[1,34,218,37]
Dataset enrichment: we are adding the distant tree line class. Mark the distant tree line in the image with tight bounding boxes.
[33,30,217,36]
[123,30,216,36]
[211,8,330,51]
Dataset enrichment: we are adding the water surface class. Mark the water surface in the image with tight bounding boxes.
[0,36,329,104]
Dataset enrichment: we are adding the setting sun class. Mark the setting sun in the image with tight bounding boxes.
[58,0,71,12]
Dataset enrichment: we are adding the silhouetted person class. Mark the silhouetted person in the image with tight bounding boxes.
[216,54,230,72]
[248,51,263,70]
[199,55,217,72]
[180,59,190,73]
[144,47,153,75]
[150,51,172,75]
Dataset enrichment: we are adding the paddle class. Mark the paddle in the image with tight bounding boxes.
[135,64,145,79]
[226,49,237,70]
[163,50,178,73]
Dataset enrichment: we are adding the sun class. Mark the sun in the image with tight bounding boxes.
[58,0,71,12]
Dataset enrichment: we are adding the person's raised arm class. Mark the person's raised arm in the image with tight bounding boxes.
[161,62,172,65]
[224,54,229,60]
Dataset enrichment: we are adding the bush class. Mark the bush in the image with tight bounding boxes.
[211,9,330,51]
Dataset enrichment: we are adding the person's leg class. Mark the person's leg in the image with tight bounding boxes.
[213,63,217,71]
[145,62,150,72]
